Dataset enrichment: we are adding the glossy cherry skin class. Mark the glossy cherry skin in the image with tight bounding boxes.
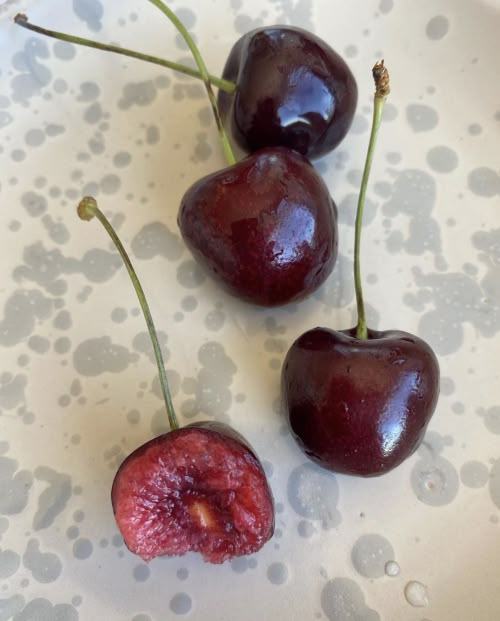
[217,26,358,159]
[282,327,440,476]
[112,421,275,564]
[178,146,338,306]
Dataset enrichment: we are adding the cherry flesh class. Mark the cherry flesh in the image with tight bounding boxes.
[178,146,338,306]
[217,26,358,159]
[282,327,440,476]
[112,421,274,563]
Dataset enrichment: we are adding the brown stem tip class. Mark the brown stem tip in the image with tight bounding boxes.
[373,60,390,98]
[14,13,28,24]
[77,196,98,221]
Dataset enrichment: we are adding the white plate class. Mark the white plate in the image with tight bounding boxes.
[1,1,499,620]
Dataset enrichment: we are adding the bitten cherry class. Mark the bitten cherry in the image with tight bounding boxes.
[77,197,274,563]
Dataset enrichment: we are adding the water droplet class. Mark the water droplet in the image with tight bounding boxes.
[404,580,429,607]
[385,560,400,577]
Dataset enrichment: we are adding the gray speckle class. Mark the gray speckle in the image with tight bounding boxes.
[41,215,70,245]
[0,595,25,621]
[379,0,393,14]
[460,461,489,488]
[100,174,121,194]
[177,567,189,580]
[489,459,500,509]
[205,309,226,331]
[73,538,93,560]
[0,548,20,579]
[132,616,151,621]
[0,456,33,515]
[77,81,100,102]
[321,578,380,621]
[478,406,500,435]
[350,114,369,134]
[28,336,50,354]
[12,598,78,621]
[468,123,482,135]
[146,125,160,145]
[406,104,439,132]
[351,534,395,578]
[73,337,136,376]
[113,151,131,168]
[181,296,197,312]
[25,129,45,147]
[53,41,76,60]
[411,447,459,506]
[267,562,288,585]
[83,102,102,124]
[169,593,192,615]
[21,192,47,218]
[33,466,71,530]
[287,462,341,529]
[54,337,71,355]
[11,39,52,103]
[73,0,103,32]
[118,81,157,109]
[0,373,27,410]
[53,79,68,94]
[426,15,449,40]
[45,124,65,137]
[467,167,500,197]
[111,307,128,323]
[131,222,184,262]
[426,145,458,173]
[23,539,62,583]
[297,520,316,538]
[53,310,72,330]
[133,564,150,582]
[177,260,206,289]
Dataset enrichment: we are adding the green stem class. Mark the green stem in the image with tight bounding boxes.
[145,0,236,165]
[77,197,179,431]
[354,61,390,340]
[13,14,236,94]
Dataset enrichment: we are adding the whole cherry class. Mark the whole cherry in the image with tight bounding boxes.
[77,197,274,563]
[281,62,440,477]
[15,13,357,159]
[178,146,338,306]
[217,26,358,159]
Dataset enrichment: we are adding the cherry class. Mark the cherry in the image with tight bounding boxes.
[281,62,440,476]
[77,197,274,563]
[15,16,357,159]
[218,26,358,159]
[178,146,338,306]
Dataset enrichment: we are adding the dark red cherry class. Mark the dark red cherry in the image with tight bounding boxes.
[178,146,338,306]
[218,26,358,159]
[112,421,274,564]
[282,327,440,476]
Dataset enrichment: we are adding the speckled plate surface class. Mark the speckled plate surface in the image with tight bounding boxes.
[1,1,500,620]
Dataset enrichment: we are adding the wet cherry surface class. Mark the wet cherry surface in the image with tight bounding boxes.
[178,146,338,306]
[282,327,440,476]
[111,421,274,563]
[218,26,358,159]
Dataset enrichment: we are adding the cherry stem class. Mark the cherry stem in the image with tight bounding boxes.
[13,14,236,94]
[354,60,390,340]
[145,0,236,165]
[77,197,180,431]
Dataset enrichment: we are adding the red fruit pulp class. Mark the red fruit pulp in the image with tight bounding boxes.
[111,422,274,563]
[178,146,338,306]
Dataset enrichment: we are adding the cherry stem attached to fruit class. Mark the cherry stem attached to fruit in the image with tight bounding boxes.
[77,196,180,431]
[354,60,390,340]
[145,0,236,165]
[13,14,236,94]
